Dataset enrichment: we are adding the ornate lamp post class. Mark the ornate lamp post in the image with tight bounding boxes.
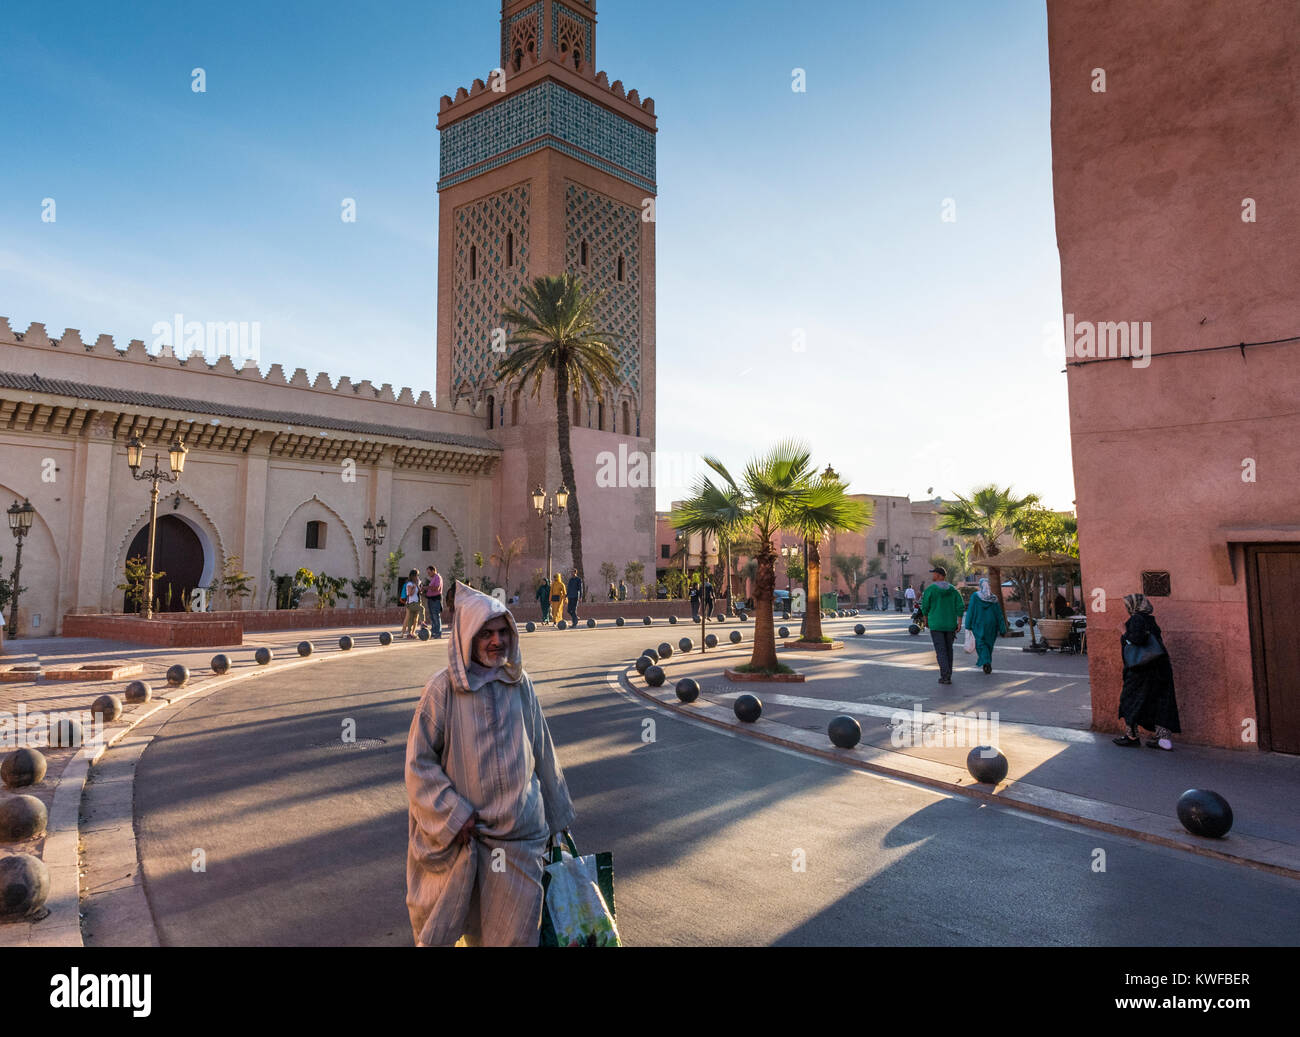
[6,498,35,638]
[363,516,387,606]
[532,484,568,586]
[780,541,800,618]
[126,437,187,619]
[892,542,910,612]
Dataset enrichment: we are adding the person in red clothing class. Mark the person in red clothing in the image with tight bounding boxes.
[424,565,444,639]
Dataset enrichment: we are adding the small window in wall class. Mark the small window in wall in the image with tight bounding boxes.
[507,232,514,267]
[422,526,437,552]
[306,521,326,550]
[487,393,495,429]
[597,401,604,431]
[511,390,520,425]
[470,245,478,280]
[661,544,671,559]
[621,401,630,435]
[876,539,886,555]
[617,255,625,282]
[580,240,588,267]
[573,392,581,427]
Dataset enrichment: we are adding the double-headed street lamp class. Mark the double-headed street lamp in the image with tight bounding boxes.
[6,498,35,638]
[126,436,188,619]
[363,516,387,606]
[892,542,910,611]
[532,484,568,586]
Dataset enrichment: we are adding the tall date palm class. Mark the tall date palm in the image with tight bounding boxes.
[937,485,1039,616]
[497,274,620,586]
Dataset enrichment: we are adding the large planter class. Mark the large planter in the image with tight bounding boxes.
[1037,618,1071,648]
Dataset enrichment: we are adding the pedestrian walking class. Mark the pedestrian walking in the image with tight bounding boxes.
[689,583,700,622]
[405,582,575,946]
[565,570,582,625]
[402,569,424,638]
[617,579,627,602]
[550,572,566,625]
[963,577,1006,674]
[608,582,617,601]
[534,578,551,624]
[424,565,444,639]
[701,576,715,619]
[904,585,917,611]
[920,565,964,684]
[1113,593,1181,750]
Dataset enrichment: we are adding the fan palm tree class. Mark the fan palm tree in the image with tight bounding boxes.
[937,485,1040,615]
[673,441,815,671]
[496,274,620,586]
[789,475,872,641]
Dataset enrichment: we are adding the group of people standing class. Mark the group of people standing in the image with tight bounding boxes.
[534,570,584,626]
[401,566,445,639]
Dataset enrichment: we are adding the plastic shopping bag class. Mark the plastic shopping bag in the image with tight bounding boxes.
[963,627,976,654]
[540,833,620,947]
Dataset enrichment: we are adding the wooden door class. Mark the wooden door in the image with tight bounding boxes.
[1247,545,1300,754]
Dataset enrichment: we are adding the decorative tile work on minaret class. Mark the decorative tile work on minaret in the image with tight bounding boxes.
[452,184,531,402]
[502,2,544,72]
[565,183,640,396]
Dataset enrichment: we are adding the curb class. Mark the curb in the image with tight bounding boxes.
[5,633,437,947]
[618,665,1300,883]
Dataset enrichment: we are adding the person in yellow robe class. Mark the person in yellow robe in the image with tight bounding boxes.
[550,573,567,625]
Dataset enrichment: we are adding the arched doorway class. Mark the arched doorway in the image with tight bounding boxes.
[123,515,205,613]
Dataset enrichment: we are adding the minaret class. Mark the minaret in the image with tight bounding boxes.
[436,0,657,587]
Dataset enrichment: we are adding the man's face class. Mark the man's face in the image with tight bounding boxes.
[472,615,512,668]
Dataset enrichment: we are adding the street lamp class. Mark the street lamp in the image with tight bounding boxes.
[363,516,387,606]
[780,541,800,619]
[533,485,567,590]
[125,436,187,619]
[6,498,35,638]
[892,542,910,612]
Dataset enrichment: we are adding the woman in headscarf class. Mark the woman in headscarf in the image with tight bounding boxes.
[550,572,567,626]
[1113,593,1180,750]
[406,582,575,946]
[963,577,1007,674]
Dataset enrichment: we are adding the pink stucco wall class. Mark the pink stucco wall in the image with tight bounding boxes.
[1047,0,1300,748]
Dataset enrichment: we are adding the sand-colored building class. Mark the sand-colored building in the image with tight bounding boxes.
[0,0,657,635]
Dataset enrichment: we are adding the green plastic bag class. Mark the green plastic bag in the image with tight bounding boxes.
[539,832,619,947]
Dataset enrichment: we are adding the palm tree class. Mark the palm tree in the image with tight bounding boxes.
[937,485,1039,616]
[789,474,872,642]
[673,441,815,671]
[497,273,620,586]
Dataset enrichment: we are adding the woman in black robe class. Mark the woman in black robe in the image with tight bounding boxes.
[1113,593,1180,750]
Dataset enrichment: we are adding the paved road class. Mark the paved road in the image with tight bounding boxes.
[129,627,1300,945]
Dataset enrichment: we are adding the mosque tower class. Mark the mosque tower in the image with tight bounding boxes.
[436,0,657,588]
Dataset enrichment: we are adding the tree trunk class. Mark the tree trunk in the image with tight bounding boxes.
[749,550,779,670]
[803,539,824,641]
[554,364,584,586]
[988,560,1007,630]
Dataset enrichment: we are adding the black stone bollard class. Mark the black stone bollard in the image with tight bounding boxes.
[379,632,393,646]
[255,646,274,664]
[91,694,122,723]
[299,640,315,655]
[587,619,596,628]
[678,637,693,653]
[642,647,659,663]
[210,653,232,674]
[704,634,717,649]
[0,853,51,917]
[616,617,625,626]
[644,665,666,687]
[733,694,763,723]
[2,748,47,788]
[643,616,652,625]
[729,630,742,644]
[525,622,536,633]
[657,642,673,659]
[966,746,1009,784]
[854,623,865,635]
[50,717,83,749]
[828,715,861,749]
[675,678,700,703]
[0,794,48,841]
[1176,789,1233,838]
[668,615,677,625]
[635,655,654,674]
[339,635,354,650]
[778,626,790,639]
[124,679,153,702]
[557,620,567,630]
[166,664,189,687]
[908,624,921,635]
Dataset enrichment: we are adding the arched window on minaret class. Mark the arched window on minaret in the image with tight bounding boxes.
[580,240,588,267]
[617,255,625,282]
[507,232,514,267]
[572,390,581,428]
[573,47,583,71]
[621,401,630,435]
[470,245,478,281]
[511,390,520,425]
[486,393,495,429]
[597,400,604,431]
[514,47,524,72]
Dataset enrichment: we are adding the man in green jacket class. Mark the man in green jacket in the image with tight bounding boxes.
[920,565,965,685]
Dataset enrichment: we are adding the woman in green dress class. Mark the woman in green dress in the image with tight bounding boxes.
[964,577,1007,674]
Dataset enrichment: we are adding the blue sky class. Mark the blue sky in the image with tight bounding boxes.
[0,0,1072,511]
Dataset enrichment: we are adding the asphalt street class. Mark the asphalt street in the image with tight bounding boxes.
[127,625,1300,946]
